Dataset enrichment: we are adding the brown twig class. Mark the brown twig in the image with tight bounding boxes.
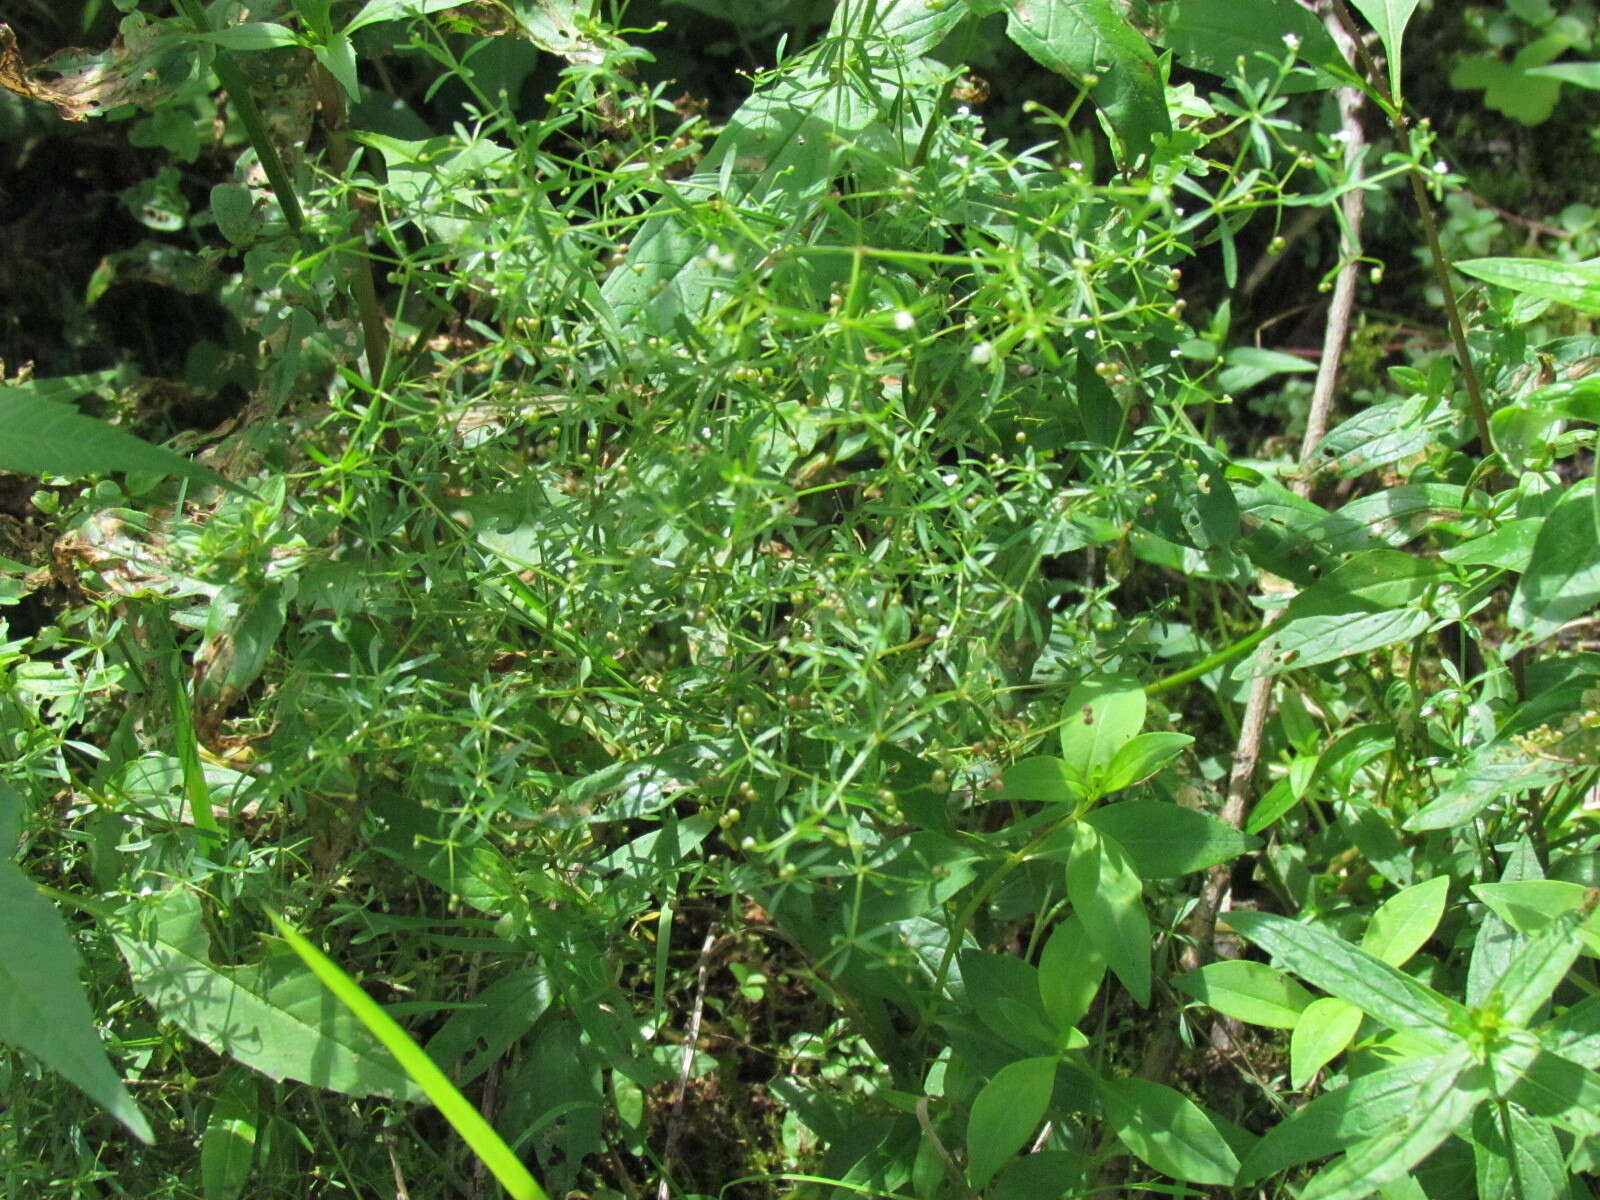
[1136,0,1371,1088]
[656,924,719,1200]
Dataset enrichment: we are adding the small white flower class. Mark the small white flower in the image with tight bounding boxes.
[1433,160,1450,175]
[894,310,915,331]
[1282,32,1300,51]
[969,341,995,365]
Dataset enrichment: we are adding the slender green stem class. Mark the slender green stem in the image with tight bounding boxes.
[1144,617,1282,697]
[173,0,305,236]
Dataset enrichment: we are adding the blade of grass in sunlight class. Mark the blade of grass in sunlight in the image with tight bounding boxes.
[264,909,551,1200]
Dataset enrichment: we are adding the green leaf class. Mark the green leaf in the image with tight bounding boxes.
[1472,1102,1570,1200]
[1456,257,1600,316]
[965,1056,1058,1189]
[1509,481,1600,644]
[267,911,551,1200]
[1473,880,1600,957]
[1065,824,1150,1004]
[996,755,1082,804]
[1000,0,1169,162]
[1290,997,1365,1088]
[112,889,424,1102]
[1298,1047,1486,1200]
[0,781,153,1143]
[201,1073,258,1200]
[1098,732,1194,794]
[1152,0,1355,91]
[1219,346,1319,393]
[1346,0,1420,99]
[1037,916,1104,1034]
[1225,911,1465,1040]
[1259,550,1451,673]
[1238,1054,1455,1182]
[1506,1049,1600,1121]
[311,33,360,102]
[187,22,301,50]
[344,0,467,32]
[1494,895,1599,1025]
[1057,676,1145,795]
[0,384,243,493]
[1363,877,1449,967]
[1084,798,1260,878]
[1467,838,1543,1008]
[1176,960,1313,1029]
[1098,1076,1241,1185]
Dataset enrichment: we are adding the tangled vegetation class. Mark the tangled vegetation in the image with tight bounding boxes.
[5,1,1600,1197]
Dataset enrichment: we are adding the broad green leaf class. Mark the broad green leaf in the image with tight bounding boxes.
[267,911,550,1200]
[1152,0,1354,91]
[1509,480,1600,644]
[1492,895,1599,1024]
[310,33,359,102]
[1299,1047,1485,1200]
[1001,0,1169,162]
[0,384,241,493]
[1506,1049,1600,1121]
[1542,994,1600,1068]
[965,1056,1058,1189]
[0,780,153,1143]
[1473,880,1600,957]
[1219,346,1319,393]
[1259,550,1450,673]
[1098,1076,1240,1185]
[1138,448,1240,550]
[201,1073,259,1200]
[1363,877,1449,967]
[1290,997,1365,1088]
[996,755,1082,804]
[1038,916,1104,1034]
[1099,732,1194,793]
[1084,798,1259,878]
[1057,677,1145,795]
[1311,400,1460,482]
[1239,1054,1455,1182]
[1456,257,1600,316]
[1065,824,1150,1004]
[1285,550,1451,617]
[1226,911,1465,1040]
[1346,0,1419,100]
[1176,960,1312,1029]
[961,951,1056,1053]
[1472,1102,1569,1200]
[988,1151,1087,1200]
[113,888,423,1102]
[1467,838,1542,1008]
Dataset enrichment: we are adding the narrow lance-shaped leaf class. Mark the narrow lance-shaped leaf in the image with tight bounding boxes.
[1346,0,1420,101]
[1001,0,1169,162]
[0,383,247,494]
[267,910,551,1200]
[1098,1075,1242,1186]
[1494,891,1599,1026]
[0,778,153,1142]
[965,1056,1057,1188]
[1299,1046,1485,1200]
[1226,910,1465,1040]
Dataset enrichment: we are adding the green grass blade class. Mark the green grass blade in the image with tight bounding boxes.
[264,909,550,1200]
